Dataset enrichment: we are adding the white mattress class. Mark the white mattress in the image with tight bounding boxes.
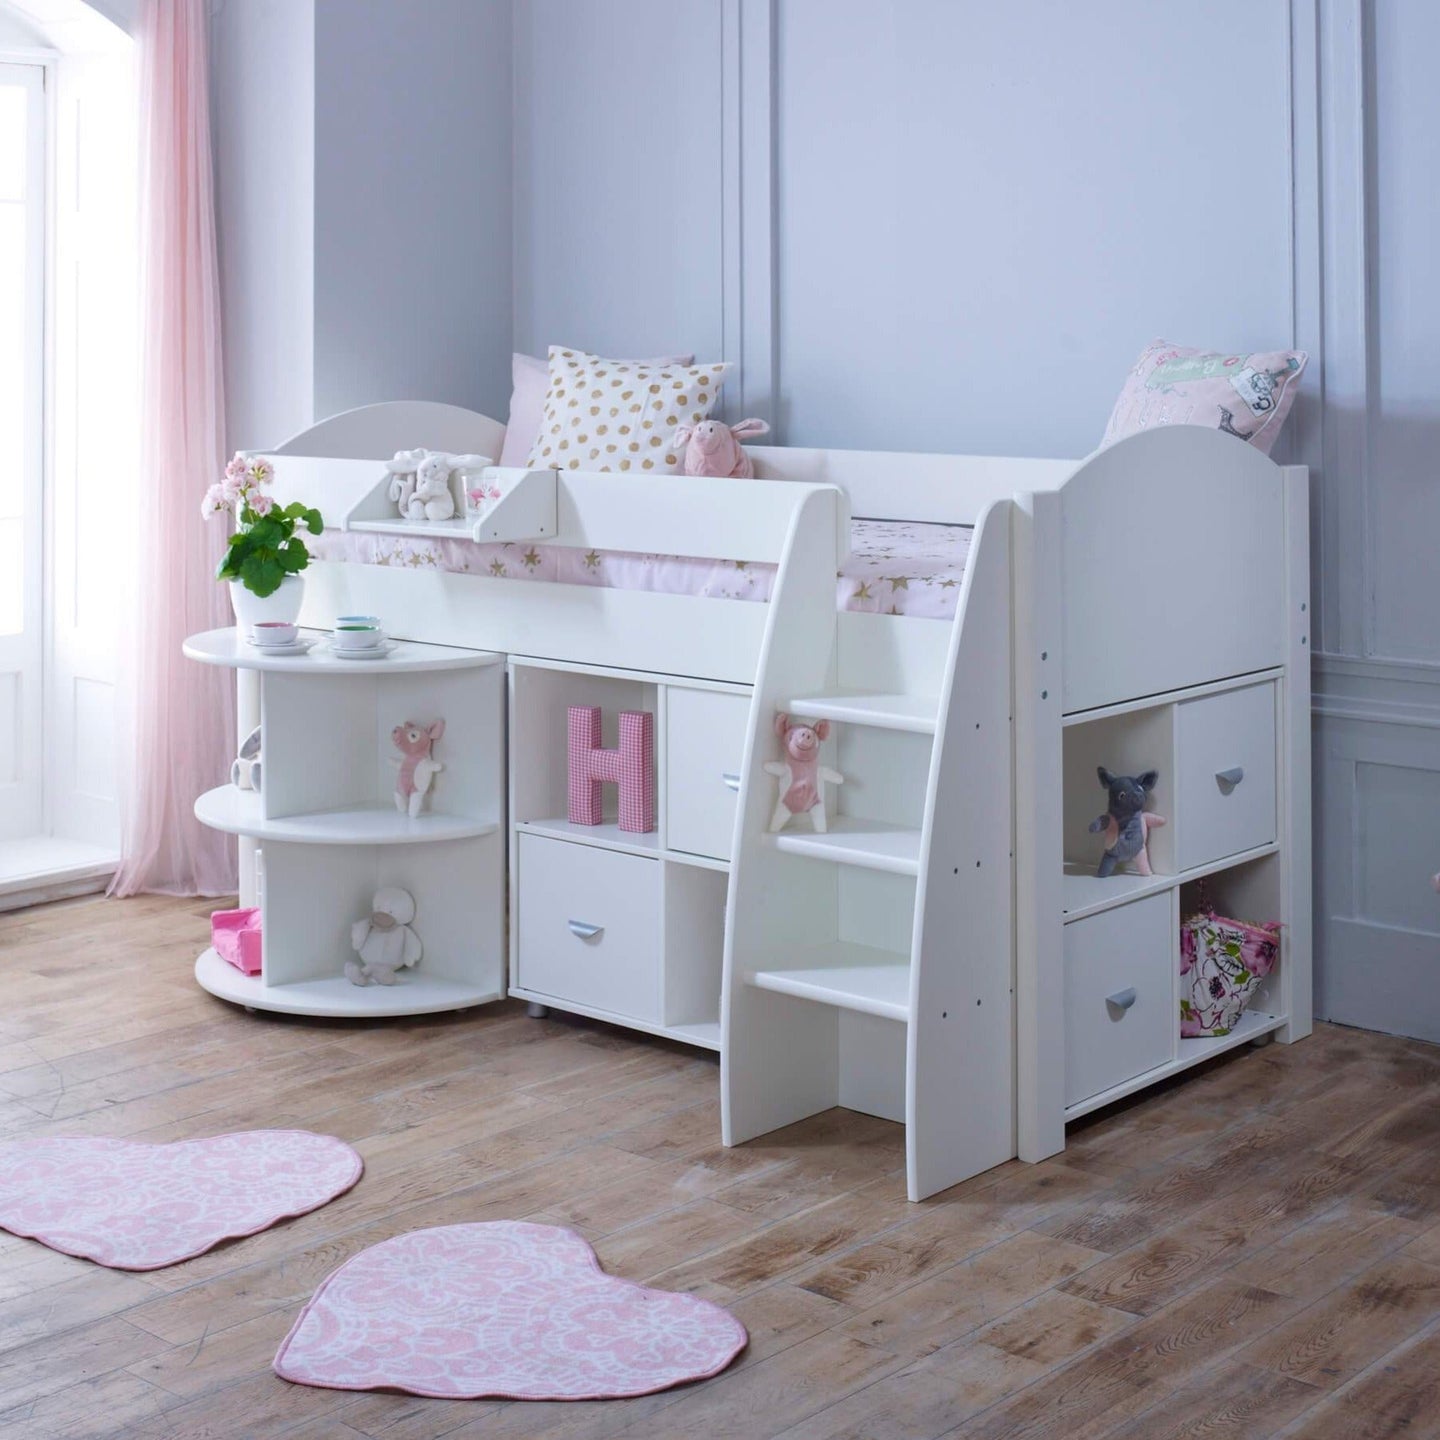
[312,517,972,621]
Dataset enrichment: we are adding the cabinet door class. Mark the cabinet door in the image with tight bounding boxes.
[517,835,660,1021]
[1065,893,1174,1107]
[1176,683,1277,871]
[666,688,749,861]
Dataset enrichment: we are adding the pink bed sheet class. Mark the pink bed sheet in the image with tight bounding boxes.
[311,518,972,621]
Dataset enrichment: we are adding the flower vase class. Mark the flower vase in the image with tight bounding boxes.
[229,575,304,637]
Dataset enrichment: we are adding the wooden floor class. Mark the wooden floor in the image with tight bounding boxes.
[0,897,1438,1439]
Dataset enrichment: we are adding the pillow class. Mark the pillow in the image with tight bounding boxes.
[528,347,730,475]
[499,350,694,469]
[1102,339,1308,456]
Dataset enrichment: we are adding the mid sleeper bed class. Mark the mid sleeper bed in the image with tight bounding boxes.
[209,402,1309,1201]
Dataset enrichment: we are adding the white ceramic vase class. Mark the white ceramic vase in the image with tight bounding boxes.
[229,575,304,634]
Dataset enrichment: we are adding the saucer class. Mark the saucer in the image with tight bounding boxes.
[248,638,313,657]
[328,640,397,661]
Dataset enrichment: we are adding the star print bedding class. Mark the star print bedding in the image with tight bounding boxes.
[311,519,973,620]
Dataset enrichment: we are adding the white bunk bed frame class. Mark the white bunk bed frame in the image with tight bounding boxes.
[256,402,1311,1201]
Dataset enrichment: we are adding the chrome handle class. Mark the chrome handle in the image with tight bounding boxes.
[722,773,741,792]
[1215,766,1245,791]
[567,920,603,941]
[1106,988,1137,1013]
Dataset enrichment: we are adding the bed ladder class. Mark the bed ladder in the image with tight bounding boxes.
[721,500,1017,1202]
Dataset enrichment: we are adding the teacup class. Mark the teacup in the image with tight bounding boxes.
[332,622,385,651]
[251,621,298,647]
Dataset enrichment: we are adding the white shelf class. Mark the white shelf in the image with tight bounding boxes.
[507,986,721,1052]
[347,516,477,541]
[1061,843,1281,923]
[744,942,911,1021]
[195,786,498,846]
[1064,1009,1287,1120]
[195,949,502,1018]
[783,691,939,735]
[515,817,661,857]
[183,628,501,675]
[770,817,922,876]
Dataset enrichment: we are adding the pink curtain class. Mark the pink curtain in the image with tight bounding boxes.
[111,0,236,896]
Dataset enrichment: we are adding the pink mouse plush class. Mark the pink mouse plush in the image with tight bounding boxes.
[764,712,844,833]
[390,719,445,818]
[672,418,770,479]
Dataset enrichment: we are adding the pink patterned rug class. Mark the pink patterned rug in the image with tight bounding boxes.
[0,1131,363,1270]
[274,1221,748,1400]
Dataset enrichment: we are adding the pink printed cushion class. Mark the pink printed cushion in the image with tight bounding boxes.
[499,350,694,469]
[0,1131,362,1270]
[274,1221,747,1399]
[1102,339,1308,456]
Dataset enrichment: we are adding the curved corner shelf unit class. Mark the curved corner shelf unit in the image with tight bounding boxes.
[185,627,506,1018]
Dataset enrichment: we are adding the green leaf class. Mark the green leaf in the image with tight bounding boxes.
[278,540,308,574]
[243,550,285,597]
[304,508,324,535]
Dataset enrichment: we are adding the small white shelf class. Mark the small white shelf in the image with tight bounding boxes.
[195,949,501,1018]
[1061,843,1281,923]
[784,691,939,735]
[347,516,477,542]
[770,818,922,876]
[195,785,498,846]
[507,986,721,1052]
[183,628,501,675]
[744,942,911,1021]
[343,466,557,545]
[1065,1008,1287,1120]
[515,817,661,857]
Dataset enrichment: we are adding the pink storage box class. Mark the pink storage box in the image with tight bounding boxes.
[211,907,262,976]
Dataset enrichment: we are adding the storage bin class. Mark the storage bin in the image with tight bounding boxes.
[1180,909,1280,1037]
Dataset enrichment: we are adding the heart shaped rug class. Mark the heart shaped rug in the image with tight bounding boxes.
[0,1130,363,1270]
[273,1221,747,1399]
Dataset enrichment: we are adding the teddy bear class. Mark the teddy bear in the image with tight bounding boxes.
[230,726,262,793]
[1089,767,1167,877]
[390,718,445,817]
[346,887,422,986]
[403,451,458,522]
[672,418,770,479]
[765,712,844,833]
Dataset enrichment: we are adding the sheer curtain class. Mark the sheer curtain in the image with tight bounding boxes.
[111,0,235,896]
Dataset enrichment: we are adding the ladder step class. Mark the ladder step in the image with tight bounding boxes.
[770,818,922,876]
[784,691,939,735]
[745,942,912,1021]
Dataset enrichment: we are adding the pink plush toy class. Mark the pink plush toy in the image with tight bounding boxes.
[390,719,445,818]
[765,712,844,833]
[672,418,770,479]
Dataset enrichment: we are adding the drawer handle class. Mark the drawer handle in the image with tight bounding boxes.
[1106,987,1137,1014]
[567,920,604,941]
[1215,766,1245,792]
[722,772,741,792]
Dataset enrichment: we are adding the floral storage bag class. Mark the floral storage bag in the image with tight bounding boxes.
[1180,910,1281,1037]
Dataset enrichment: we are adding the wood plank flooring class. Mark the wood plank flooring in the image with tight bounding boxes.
[0,894,1438,1439]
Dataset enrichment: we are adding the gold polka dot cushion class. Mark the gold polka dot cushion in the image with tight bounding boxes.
[527,348,731,475]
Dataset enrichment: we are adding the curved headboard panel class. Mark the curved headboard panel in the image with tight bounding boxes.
[270,401,507,462]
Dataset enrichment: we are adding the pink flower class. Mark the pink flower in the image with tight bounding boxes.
[248,458,275,486]
[224,453,248,482]
[248,492,274,517]
[221,473,245,504]
[200,483,227,520]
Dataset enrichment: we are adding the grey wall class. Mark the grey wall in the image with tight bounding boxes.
[213,0,512,450]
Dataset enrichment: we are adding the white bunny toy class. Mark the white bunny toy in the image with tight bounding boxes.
[346,886,423,986]
[384,448,425,517]
[404,451,458,522]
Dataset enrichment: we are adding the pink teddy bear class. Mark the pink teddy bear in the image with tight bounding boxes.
[765,712,844,833]
[672,418,770,479]
[390,719,445,818]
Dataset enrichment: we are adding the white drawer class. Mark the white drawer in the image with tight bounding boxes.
[517,835,660,1022]
[1176,683,1277,871]
[1065,894,1174,1107]
[666,687,749,861]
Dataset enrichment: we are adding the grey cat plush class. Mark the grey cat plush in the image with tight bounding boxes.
[1089,767,1166,878]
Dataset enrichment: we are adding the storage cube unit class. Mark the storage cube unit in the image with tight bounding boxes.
[507,657,751,1050]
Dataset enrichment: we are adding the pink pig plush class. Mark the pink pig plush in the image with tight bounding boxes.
[390,719,445,818]
[765,712,844,833]
[672,418,770,479]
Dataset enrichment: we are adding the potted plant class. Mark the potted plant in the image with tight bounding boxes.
[203,453,324,630]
